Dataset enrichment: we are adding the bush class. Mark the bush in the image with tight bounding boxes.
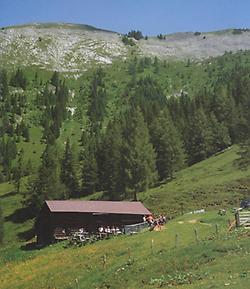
[122,35,135,46]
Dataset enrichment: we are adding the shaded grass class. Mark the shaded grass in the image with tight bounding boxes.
[0,182,34,245]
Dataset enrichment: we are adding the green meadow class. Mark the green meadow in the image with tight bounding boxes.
[0,211,249,289]
[0,145,249,289]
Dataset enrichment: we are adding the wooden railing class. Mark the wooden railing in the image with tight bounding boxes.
[235,209,250,229]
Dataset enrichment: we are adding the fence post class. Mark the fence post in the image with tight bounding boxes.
[75,278,79,289]
[235,211,240,227]
[194,228,199,243]
[175,233,178,248]
[128,247,131,259]
[215,224,219,239]
[102,254,107,269]
[151,239,154,255]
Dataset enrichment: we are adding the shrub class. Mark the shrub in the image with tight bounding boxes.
[122,35,135,46]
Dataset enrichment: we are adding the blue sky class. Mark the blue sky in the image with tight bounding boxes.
[1,0,250,35]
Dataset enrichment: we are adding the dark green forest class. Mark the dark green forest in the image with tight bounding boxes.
[0,51,250,214]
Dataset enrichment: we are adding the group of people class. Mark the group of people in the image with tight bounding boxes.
[97,225,122,235]
[143,214,167,229]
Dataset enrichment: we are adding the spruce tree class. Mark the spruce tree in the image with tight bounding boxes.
[98,120,124,199]
[61,139,78,196]
[50,71,60,88]
[81,133,98,194]
[0,69,9,102]
[150,111,186,180]
[184,109,213,165]
[13,149,24,194]
[209,113,231,153]
[123,107,157,199]
[88,68,107,132]
[24,144,66,213]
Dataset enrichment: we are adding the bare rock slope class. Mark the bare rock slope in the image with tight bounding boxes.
[138,30,250,59]
[0,23,127,75]
[1,23,250,74]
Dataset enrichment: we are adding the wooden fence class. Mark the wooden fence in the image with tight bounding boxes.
[235,209,250,229]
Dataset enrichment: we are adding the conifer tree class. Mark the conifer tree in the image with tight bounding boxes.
[123,107,157,199]
[13,149,24,194]
[88,68,107,132]
[209,113,231,153]
[150,111,186,180]
[50,71,60,88]
[237,113,250,169]
[22,125,30,142]
[61,139,78,196]
[0,69,9,101]
[237,138,250,169]
[10,68,27,89]
[81,133,98,194]
[98,120,124,199]
[24,144,66,213]
[184,109,213,165]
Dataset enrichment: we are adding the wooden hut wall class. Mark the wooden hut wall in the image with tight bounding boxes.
[50,212,144,231]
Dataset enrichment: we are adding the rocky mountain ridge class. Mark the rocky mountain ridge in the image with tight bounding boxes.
[1,23,250,75]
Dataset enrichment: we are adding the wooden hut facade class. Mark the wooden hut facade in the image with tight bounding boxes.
[35,200,151,244]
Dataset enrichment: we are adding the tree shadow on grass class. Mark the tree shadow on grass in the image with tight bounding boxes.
[5,206,35,223]
[20,241,40,251]
[0,190,17,199]
[18,227,35,241]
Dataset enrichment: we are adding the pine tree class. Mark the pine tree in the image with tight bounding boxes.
[50,71,60,88]
[88,68,107,132]
[0,69,9,101]
[13,149,24,194]
[209,113,231,153]
[61,139,79,196]
[80,132,98,194]
[98,120,124,199]
[150,111,186,181]
[184,109,213,165]
[10,68,27,89]
[123,107,157,199]
[237,112,250,169]
[237,138,250,169]
[24,144,66,213]
[22,125,30,142]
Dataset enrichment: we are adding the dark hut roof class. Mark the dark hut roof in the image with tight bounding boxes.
[45,200,151,215]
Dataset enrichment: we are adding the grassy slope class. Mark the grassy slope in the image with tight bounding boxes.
[1,145,249,246]
[0,145,249,288]
[140,146,250,215]
[0,212,249,289]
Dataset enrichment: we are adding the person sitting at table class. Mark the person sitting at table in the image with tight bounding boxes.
[111,226,116,234]
[115,226,122,234]
[98,226,104,233]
